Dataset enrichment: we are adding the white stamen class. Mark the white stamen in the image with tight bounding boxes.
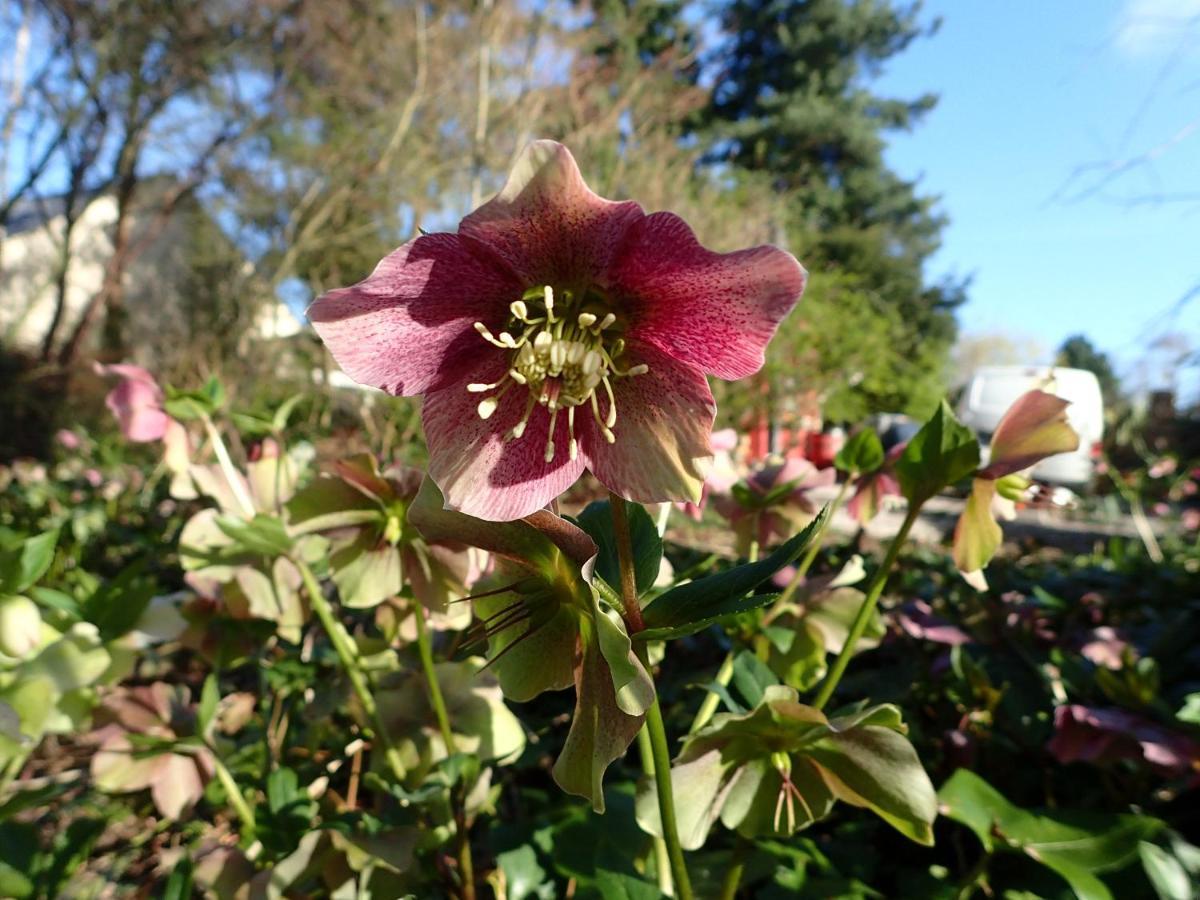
[499,331,518,347]
[602,376,617,428]
[597,313,616,330]
[626,364,649,376]
[582,350,602,375]
[534,331,552,351]
[545,406,559,462]
[509,369,527,385]
[477,397,498,420]
[473,321,507,348]
[467,382,496,392]
[511,421,527,439]
[544,285,555,321]
[577,312,596,328]
[510,300,528,320]
[568,406,578,460]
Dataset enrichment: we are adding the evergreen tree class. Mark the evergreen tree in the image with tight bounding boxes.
[1057,334,1121,404]
[700,0,964,413]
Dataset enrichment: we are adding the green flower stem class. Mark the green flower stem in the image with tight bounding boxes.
[413,605,456,750]
[293,555,406,781]
[610,493,693,900]
[210,753,257,838]
[640,666,696,900]
[718,834,752,900]
[637,726,674,896]
[688,651,734,735]
[688,524,760,735]
[811,504,920,710]
[608,493,645,633]
[200,414,256,518]
[413,604,478,900]
[773,479,852,613]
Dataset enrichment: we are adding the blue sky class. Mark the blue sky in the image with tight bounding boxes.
[875,0,1200,395]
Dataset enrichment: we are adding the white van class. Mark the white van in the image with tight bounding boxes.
[957,366,1104,488]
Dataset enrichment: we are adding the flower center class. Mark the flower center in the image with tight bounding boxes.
[468,285,648,463]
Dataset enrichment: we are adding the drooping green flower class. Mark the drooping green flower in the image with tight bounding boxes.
[636,685,937,849]
[954,390,1079,588]
[409,477,653,811]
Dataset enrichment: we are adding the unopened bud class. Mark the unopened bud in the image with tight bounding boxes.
[0,595,42,659]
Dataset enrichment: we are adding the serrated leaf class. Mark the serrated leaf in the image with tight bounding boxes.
[642,508,828,633]
[896,401,979,505]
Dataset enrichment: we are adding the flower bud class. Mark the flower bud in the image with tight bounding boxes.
[0,595,43,659]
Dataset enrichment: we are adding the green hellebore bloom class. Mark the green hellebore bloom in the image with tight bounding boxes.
[954,390,1080,589]
[636,685,937,850]
[409,477,654,812]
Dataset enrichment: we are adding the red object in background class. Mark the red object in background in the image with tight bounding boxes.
[806,432,842,468]
[749,416,770,459]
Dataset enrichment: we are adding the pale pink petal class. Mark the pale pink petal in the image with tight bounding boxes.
[459,140,645,285]
[308,232,522,396]
[609,212,806,379]
[422,356,587,521]
[981,390,1079,479]
[151,753,206,819]
[584,341,714,505]
[95,363,170,442]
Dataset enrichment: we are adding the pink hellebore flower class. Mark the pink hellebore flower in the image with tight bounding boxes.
[94,362,194,497]
[309,141,806,521]
[678,427,742,521]
[715,456,835,556]
[1047,705,1200,779]
[93,363,172,442]
[846,442,905,525]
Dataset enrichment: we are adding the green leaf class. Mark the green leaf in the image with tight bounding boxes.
[272,393,306,432]
[576,500,663,597]
[0,860,33,899]
[636,592,781,642]
[0,529,59,595]
[161,855,194,900]
[197,674,220,739]
[80,560,158,641]
[595,868,665,899]
[329,535,401,609]
[642,507,828,633]
[896,401,980,505]
[731,649,779,708]
[216,514,293,556]
[1140,841,1193,900]
[836,428,885,475]
[496,845,553,900]
[939,770,1163,898]
[808,725,938,846]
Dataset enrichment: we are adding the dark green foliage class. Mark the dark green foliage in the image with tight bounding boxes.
[700,0,965,412]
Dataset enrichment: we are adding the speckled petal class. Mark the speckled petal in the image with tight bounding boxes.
[459,140,645,286]
[609,212,806,379]
[583,340,714,505]
[422,356,587,521]
[307,232,522,396]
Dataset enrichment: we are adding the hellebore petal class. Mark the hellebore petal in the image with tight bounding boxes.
[308,232,522,396]
[584,341,715,507]
[310,140,804,522]
[980,389,1080,479]
[94,362,172,442]
[459,140,645,286]
[637,687,936,847]
[611,211,807,380]
[421,356,589,521]
[952,478,1003,588]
